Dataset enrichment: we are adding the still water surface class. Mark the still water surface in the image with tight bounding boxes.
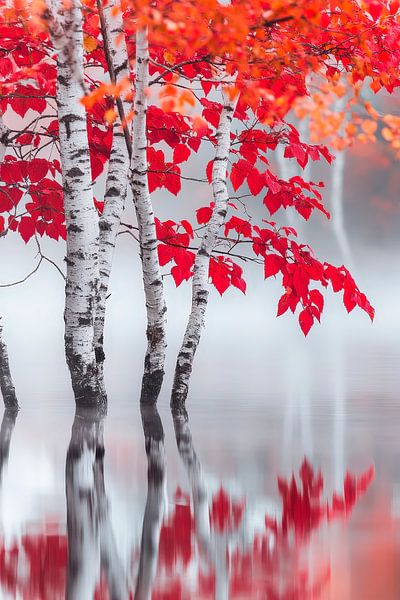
[1,328,399,600]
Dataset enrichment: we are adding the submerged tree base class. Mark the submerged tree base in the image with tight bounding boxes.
[67,355,107,410]
[170,363,192,412]
[140,370,164,406]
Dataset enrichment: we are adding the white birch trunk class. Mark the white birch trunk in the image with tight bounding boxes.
[0,119,19,410]
[130,28,167,403]
[171,92,238,409]
[135,405,167,600]
[0,114,9,164]
[53,0,101,403]
[0,319,18,410]
[94,0,132,367]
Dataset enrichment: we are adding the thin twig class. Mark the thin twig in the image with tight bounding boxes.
[0,258,43,288]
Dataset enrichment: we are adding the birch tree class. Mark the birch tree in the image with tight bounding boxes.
[94,0,132,368]
[46,0,133,402]
[0,319,18,410]
[131,28,167,402]
[48,0,102,403]
[171,90,238,409]
[0,120,18,411]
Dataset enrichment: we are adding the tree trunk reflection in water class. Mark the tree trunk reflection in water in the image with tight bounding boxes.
[65,406,129,600]
[172,407,235,600]
[135,402,167,600]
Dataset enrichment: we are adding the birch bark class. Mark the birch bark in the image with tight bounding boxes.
[171,92,238,409]
[94,0,132,366]
[130,28,167,403]
[52,0,101,403]
[0,119,18,411]
[0,114,9,164]
[0,319,18,410]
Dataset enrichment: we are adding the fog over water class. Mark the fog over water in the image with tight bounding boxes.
[1,143,400,598]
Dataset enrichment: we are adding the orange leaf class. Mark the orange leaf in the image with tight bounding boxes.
[83,35,98,53]
[104,108,117,124]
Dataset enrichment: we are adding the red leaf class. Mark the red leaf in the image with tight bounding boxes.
[369,1,383,20]
[209,258,230,295]
[343,289,356,313]
[196,206,213,225]
[187,136,201,152]
[171,264,192,287]
[28,159,49,183]
[0,187,23,212]
[164,170,181,195]
[206,160,213,183]
[265,171,282,194]
[248,167,265,195]
[16,132,34,145]
[158,244,174,266]
[293,266,310,299]
[0,158,25,184]
[277,293,290,317]
[0,57,13,77]
[309,289,324,313]
[230,160,251,191]
[36,220,46,236]
[180,219,194,238]
[202,108,220,128]
[263,191,282,215]
[18,216,35,243]
[284,143,308,168]
[224,216,252,239]
[231,275,246,294]
[90,153,104,181]
[264,254,283,278]
[0,215,5,233]
[173,144,191,164]
[299,309,314,336]
[10,94,46,118]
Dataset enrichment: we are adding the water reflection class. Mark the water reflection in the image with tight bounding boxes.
[170,407,374,599]
[135,405,167,600]
[65,407,128,600]
[0,394,379,600]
